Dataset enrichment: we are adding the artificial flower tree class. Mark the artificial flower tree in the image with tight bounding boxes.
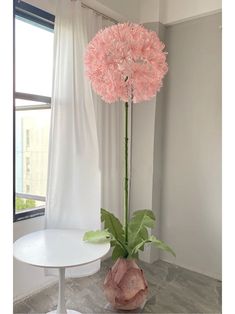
[83,23,175,310]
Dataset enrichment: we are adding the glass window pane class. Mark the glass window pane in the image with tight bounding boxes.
[15,197,45,214]
[15,109,50,197]
[15,17,54,96]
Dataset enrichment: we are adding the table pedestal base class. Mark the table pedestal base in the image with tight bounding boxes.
[47,310,81,314]
[48,268,81,314]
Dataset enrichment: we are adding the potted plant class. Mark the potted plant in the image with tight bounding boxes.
[83,22,175,310]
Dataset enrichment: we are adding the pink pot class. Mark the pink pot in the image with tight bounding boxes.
[104,258,148,310]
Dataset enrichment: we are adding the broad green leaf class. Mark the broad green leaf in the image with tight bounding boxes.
[149,235,176,257]
[127,251,139,259]
[130,214,155,230]
[138,228,148,251]
[128,209,155,251]
[131,239,148,255]
[129,210,155,233]
[130,235,176,258]
[101,208,125,244]
[132,210,156,221]
[83,230,111,243]
[112,244,128,260]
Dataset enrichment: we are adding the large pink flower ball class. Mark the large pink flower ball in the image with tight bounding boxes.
[85,23,168,104]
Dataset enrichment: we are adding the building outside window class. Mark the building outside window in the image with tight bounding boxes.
[14,1,55,221]
[26,129,30,147]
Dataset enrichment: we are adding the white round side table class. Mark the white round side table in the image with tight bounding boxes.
[13,229,110,314]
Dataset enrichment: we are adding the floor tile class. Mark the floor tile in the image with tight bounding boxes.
[14,259,222,314]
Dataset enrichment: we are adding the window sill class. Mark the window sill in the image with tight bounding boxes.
[14,207,45,223]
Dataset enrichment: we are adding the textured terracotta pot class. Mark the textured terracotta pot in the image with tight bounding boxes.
[104,258,148,310]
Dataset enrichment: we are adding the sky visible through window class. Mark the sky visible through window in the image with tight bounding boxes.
[15,17,53,214]
[15,17,54,96]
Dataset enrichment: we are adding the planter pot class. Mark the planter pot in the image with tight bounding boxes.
[104,258,148,310]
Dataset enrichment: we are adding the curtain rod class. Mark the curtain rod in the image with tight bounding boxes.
[81,2,118,24]
[71,0,118,24]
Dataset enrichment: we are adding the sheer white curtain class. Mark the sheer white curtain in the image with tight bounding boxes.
[45,0,123,277]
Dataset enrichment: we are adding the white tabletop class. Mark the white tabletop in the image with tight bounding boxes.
[13,229,110,268]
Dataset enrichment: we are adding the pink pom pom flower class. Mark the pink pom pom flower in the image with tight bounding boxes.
[85,23,168,104]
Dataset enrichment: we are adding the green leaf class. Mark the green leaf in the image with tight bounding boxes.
[129,210,155,233]
[112,244,128,260]
[101,208,129,257]
[130,235,176,258]
[132,210,156,221]
[131,239,148,255]
[101,208,125,244]
[83,230,111,243]
[127,251,139,260]
[138,228,148,251]
[128,209,156,251]
[149,235,176,257]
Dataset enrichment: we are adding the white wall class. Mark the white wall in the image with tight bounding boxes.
[130,99,157,263]
[130,101,156,213]
[138,0,160,23]
[138,0,222,24]
[160,13,222,279]
[14,217,56,301]
[95,0,140,22]
[161,0,222,24]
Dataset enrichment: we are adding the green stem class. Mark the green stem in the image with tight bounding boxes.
[124,101,129,246]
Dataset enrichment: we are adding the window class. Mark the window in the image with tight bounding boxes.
[14,1,55,222]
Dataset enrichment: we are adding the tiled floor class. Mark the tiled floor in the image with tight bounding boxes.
[14,259,221,314]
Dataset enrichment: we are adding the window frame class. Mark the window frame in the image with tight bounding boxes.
[13,1,55,222]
